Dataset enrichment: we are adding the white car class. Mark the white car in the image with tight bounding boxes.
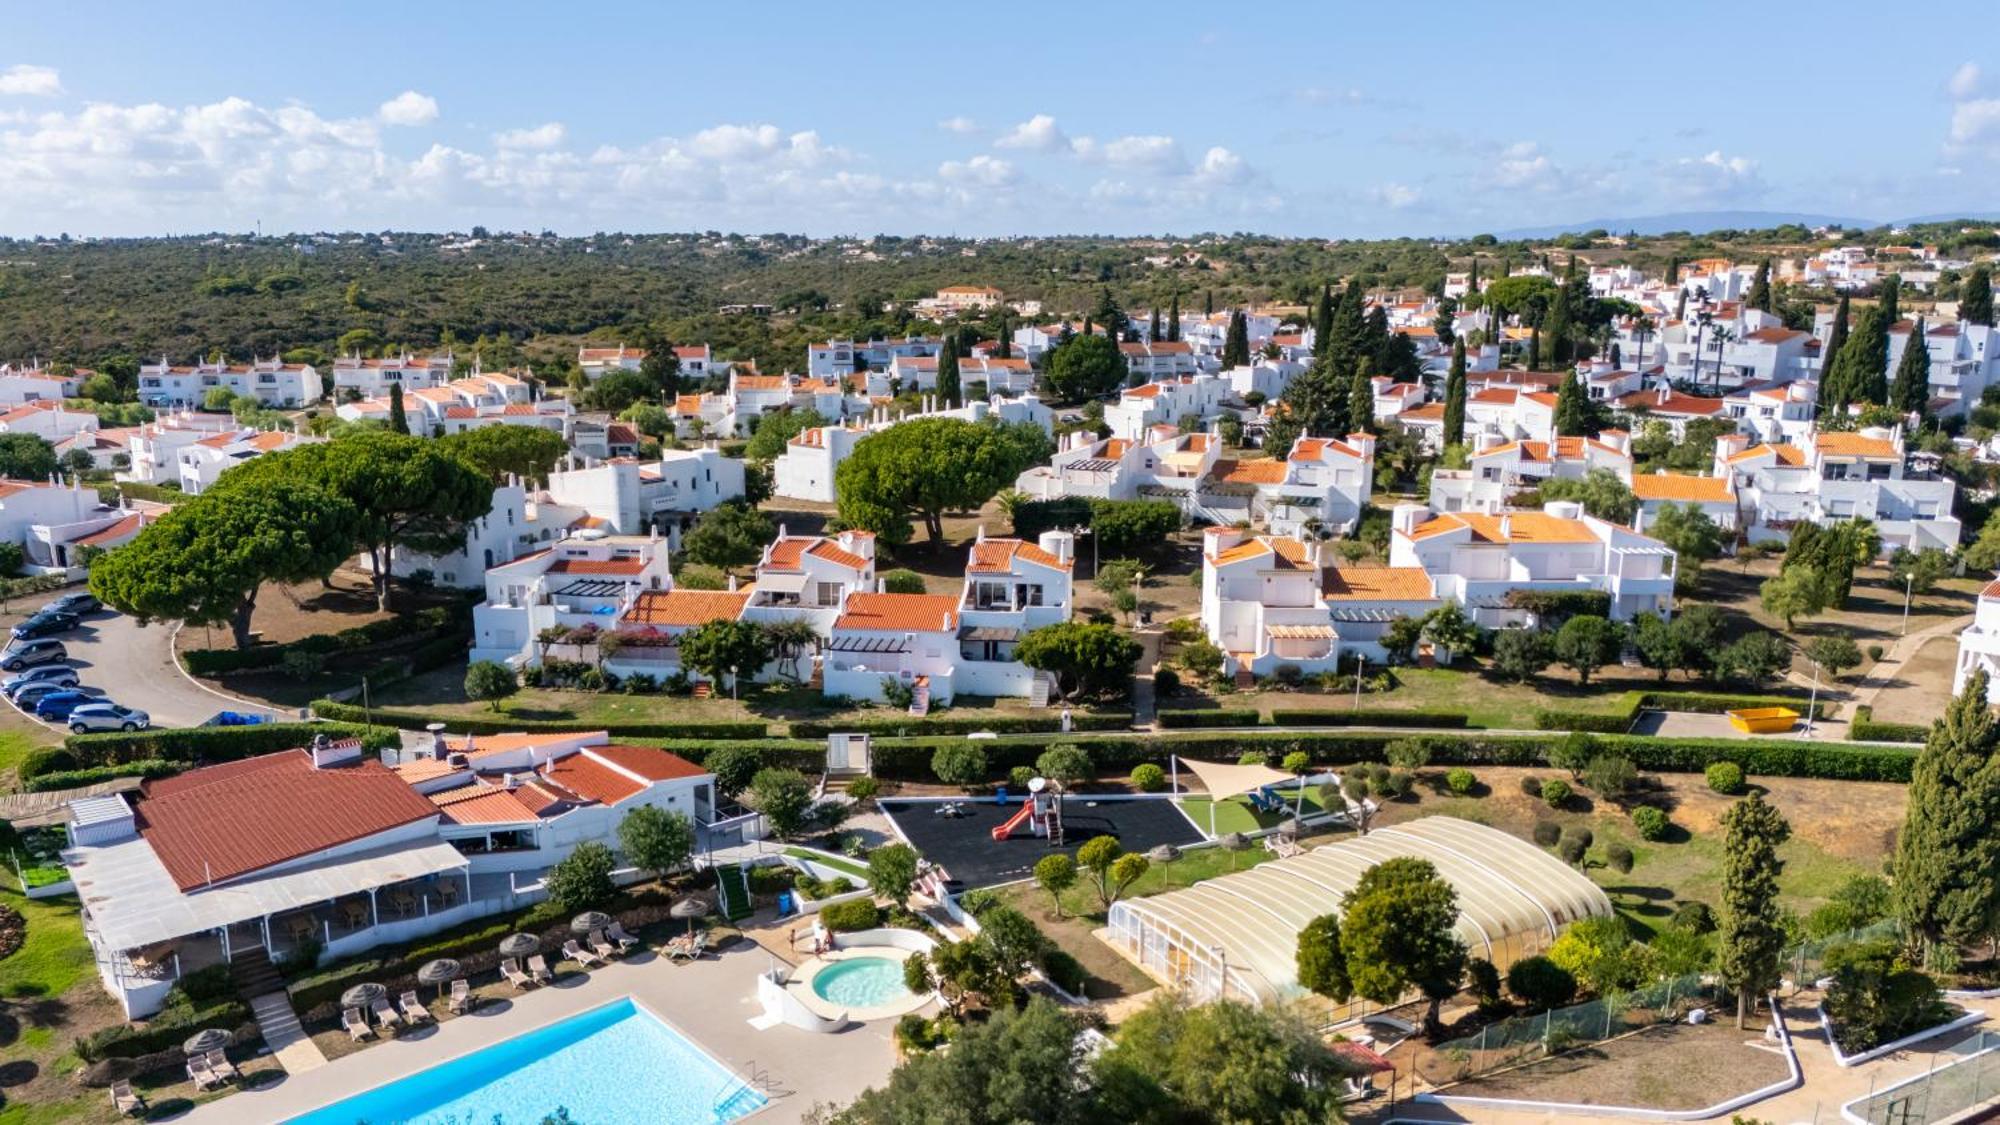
[67,703,150,733]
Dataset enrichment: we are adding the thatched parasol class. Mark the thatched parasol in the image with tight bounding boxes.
[182,1028,233,1056]
[1147,844,1182,888]
[497,933,540,959]
[671,896,712,937]
[570,911,613,935]
[339,982,386,1010]
[417,958,462,1000]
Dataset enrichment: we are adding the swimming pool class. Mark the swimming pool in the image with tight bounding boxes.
[287,997,765,1124]
[810,955,912,1008]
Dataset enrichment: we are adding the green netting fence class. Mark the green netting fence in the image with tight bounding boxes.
[1841,1030,2000,1125]
[1415,971,1723,1085]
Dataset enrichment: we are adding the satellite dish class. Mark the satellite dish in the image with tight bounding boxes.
[1027,776,1048,793]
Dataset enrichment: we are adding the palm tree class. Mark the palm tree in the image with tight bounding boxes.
[1709,326,1735,391]
[993,488,1030,533]
[765,618,821,684]
[1633,316,1655,373]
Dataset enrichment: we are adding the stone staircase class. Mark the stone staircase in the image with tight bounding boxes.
[1028,671,1055,709]
[714,863,754,922]
[233,948,325,1073]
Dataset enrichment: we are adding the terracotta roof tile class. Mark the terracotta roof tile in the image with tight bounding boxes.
[547,557,648,576]
[1630,473,1733,503]
[622,588,751,627]
[1214,458,1290,485]
[1322,566,1435,601]
[834,592,958,632]
[1814,432,1898,459]
[588,744,707,783]
[543,755,646,805]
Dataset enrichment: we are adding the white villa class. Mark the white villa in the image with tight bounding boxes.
[1714,427,1960,554]
[1429,433,1634,516]
[175,429,317,495]
[136,357,322,408]
[1388,502,1677,624]
[1953,580,2000,704]
[61,732,718,1018]
[771,396,1052,504]
[330,354,456,399]
[470,532,676,668]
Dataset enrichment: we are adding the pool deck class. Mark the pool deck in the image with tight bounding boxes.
[185,938,901,1125]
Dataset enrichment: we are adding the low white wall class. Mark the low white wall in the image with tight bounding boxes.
[756,967,850,1033]
[830,927,940,955]
[1819,1002,1984,1067]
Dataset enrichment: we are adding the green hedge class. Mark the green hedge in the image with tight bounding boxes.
[1276,709,1472,729]
[62,721,398,767]
[1536,690,1830,733]
[309,698,767,739]
[182,607,461,676]
[26,759,180,792]
[863,728,1915,783]
[287,900,570,1013]
[1156,709,1261,728]
[76,992,257,1062]
[789,712,1132,738]
[1849,705,1928,744]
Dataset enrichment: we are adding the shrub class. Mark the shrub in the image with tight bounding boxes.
[1631,805,1670,841]
[1009,765,1036,790]
[845,776,880,805]
[1521,775,1545,798]
[1531,820,1561,847]
[1041,948,1088,995]
[64,721,397,767]
[1556,833,1586,866]
[1151,667,1180,698]
[1567,825,1593,849]
[1237,750,1271,767]
[1581,755,1637,799]
[819,899,881,933]
[1156,709,1260,728]
[1705,761,1745,794]
[1131,763,1167,792]
[1540,778,1572,808]
[18,746,78,780]
[546,842,616,911]
[878,569,928,595]
[1673,901,1716,933]
[932,743,989,788]
[1381,770,1413,798]
[1506,955,1577,1011]
[1605,842,1634,873]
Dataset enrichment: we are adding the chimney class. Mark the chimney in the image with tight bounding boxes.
[427,722,448,760]
[1204,525,1246,557]
[1498,513,1514,539]
[1657,385,1671,405]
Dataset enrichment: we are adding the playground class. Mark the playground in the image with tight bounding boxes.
[878,793,1203,889]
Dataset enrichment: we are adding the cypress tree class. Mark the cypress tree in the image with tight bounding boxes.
[1546,282,1575,367]
[1311,287,1334,359]
[388,381,409,435]
[1822,294,1850,383]
[1443,339,1468,447]
[1553,369,1592,437]
[1167,292,1181,341]
[1855,305,1892,406]
[936,331,962,407]
[1468,258,1479,290]
[1327,280,1367,377]
[1894,669,2000,955]
[1148,306,1162,343]
[1663,256,1679,286]
[1221,311,1250,368]
[1347,360,1375,436]
[1961,266,1994,327]
[996,315,1012,359]
[1528,326,1541,371]
[1675,288,1688,323]
[1718,791,1791,1028]
[1890,317,1931,417]
[1881,274,1901,324]
[1203,289,1214,317]
[1748,259,1772,311]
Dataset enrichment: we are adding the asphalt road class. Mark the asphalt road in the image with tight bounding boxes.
[6,608,282,731]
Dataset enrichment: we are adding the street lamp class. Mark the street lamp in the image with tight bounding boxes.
[1801,659,1820,739]
[1901,572,1914,637]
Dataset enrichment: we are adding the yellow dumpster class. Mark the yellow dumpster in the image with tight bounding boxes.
[1726,707,1800,734]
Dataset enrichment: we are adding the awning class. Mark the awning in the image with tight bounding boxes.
[1176,757,1295,801]
[959,625,1020,642]
[552,579,629,599]
[826,635,909,654]
[1065,458,1119,473]
[1267,624,1337,640]
[757,571,811,594]
[67,836,470,952]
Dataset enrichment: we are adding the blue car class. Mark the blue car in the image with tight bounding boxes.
[34,690,102,720]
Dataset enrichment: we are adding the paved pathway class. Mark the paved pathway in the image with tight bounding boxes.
[0,776,143,827]
[1835,613,1973,719]
[249,989,327,1074]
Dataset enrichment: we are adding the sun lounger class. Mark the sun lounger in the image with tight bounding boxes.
[667,933,709,962]
[448,978,473,1013]
[203,1048,240,1081]
[563,938,605,968]
[501,957,535,988]
[372,996,402,1028]
[607,922,641,953]
[399,990,430,1023]
[588,929,618,959]
[526,954,554,984]
[343,1006,375,1040]
[110,1080,145,1116]
[186,1057,222,1092]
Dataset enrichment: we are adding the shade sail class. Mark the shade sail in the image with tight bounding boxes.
[1176,757,1295,801]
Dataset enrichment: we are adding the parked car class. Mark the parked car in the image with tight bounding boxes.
[68,703,149,733]
[10,681,98,709]
[34,690,103,720]
[0,639,67,671]
[201,711,266,727]
[1,664,78,697]
[11,611,79,641]
[46,592,101,616]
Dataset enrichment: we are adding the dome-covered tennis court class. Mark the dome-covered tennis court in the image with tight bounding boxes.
[1102,816,1612,1019]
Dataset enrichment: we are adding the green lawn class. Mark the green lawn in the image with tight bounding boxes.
[0,888,101,1125]
[783,847,869,880]
[0,728,52,789]
[1175,787,1334,836]
[0,889,93,1002]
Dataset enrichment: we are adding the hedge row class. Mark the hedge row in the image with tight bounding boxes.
[1277,709,1472,729]
[1156,709,1261,728]
[789,712,1133,738]
[1849,706,1928,744]
[182,606,460,676]
[858,728,1916,783]
[77,994,256,1062]
[26,759,180,792]
[310,698,767,740]
[1536,689,1831,733]
[62,722,400,767]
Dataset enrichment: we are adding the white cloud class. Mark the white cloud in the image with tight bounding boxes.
[1195,146,1250,184]
[1371,182,1421,209]
[494,122,566,151]
[1660,149,1763,203]
[1101,134,1184,171]
[938,154,1015,186]
[1950,62,1983,100]
[377,90,438,127]
[994,114,1069,152]
[1493,142,1561,191]
[0,65,61,97]
[937,116,978,134]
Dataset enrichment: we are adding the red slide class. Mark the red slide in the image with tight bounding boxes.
[990,802,1035,841]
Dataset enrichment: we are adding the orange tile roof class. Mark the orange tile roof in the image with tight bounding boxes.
[430,785,543,825]
[1214,458,1290,485]
[834,592,958,632]
[1399,403,1446,423]
[1726,443,1807,466]
[734,375,789,391]
[1814,432,1898,459]
[137,750,439,891]
[1630,473,1733,503]
[1406,511,1598,544]
[1211,536,1312,568]
[623,588,751,627]
[544,754,647,805]
[969,538,1071,573]
[589,744,708,783]
[1322,566,1435,601]
[807,540,870,571]
[73,512,148,547]
[1470,388,1520,405]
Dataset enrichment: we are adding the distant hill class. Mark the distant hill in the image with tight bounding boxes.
[1491,211,1878,240]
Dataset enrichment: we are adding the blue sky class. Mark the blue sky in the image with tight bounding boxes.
[1,0,1996,238]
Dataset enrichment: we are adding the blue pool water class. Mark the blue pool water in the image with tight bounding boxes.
[811,956,912,1007]
[288,997,765,1125]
